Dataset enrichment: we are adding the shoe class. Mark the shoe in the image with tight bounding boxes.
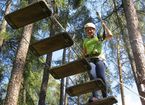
[88,97,98,103]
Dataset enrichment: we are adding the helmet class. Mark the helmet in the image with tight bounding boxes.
[84,22,96,29]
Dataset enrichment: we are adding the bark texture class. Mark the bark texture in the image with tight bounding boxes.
[4,24,33,105]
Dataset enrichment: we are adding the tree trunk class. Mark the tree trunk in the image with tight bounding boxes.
[38,20,54,105]
[64,77,68,105]
[38,53,52,105]
[59,49,66,105]
[64,49,71,105]
[60,78,65,105]
[38,1,59,104]
[122,0,145,104]
[122,34,142,102]
[113,0,141,103]
[77,96,80,105]
[117,36,125,105]
[123,34,142,102]
[4,24,33,105]
[0,0,11,49]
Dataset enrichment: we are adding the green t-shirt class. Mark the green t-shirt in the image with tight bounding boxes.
[83,35,105,59]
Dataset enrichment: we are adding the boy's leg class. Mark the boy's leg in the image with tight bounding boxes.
[95,60,107,98]
[88,62,99,102]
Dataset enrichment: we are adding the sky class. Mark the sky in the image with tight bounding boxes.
[117,83,142,105]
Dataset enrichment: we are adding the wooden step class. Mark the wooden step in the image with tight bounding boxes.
[49,58,91,79]
[66,79,105,96]
[86,96,117,105]
[4,1,52,29]
[30,32,73,56]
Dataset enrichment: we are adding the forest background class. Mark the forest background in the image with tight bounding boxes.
[0,0,145,105]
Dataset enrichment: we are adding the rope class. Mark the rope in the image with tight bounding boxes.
[50,15,85,59]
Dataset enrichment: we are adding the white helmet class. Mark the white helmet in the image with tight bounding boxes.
[84,22,96,29]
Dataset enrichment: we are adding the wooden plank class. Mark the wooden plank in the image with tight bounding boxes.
[86,96,117,105]
[66,79,105,96]
[30,32,73,56]
[4,1,52,29]
[49,58,91,79]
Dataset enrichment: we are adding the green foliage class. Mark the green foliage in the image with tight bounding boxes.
[20,0,28,8]
[55,0,68,9]
[25,90,35,105]
[22,68,41,105]
[46,76,60,105]
[0,31,9,39]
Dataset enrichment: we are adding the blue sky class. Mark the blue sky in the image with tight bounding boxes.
[117,83,142,105]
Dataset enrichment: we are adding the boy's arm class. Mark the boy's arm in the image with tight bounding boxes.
[102,22,113,40]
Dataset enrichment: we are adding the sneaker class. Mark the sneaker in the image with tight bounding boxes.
[88,97,98,103]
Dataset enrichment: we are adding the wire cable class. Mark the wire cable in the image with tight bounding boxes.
[50,15,85,59]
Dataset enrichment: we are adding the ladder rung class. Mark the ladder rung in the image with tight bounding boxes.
[86,96,117,105]
[4,1,52,29]
[49,58,91,79]
[66,79,105,96]
[30,32,73,56]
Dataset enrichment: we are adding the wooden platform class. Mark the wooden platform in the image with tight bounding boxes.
[30,32,73,56]
[66,79,105,96]
[4,1,52,29]
[49,58,91,79]
[86,96,117,105]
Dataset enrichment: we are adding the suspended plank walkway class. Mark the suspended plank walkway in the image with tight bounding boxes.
[30,32,73,56]
[86,96,117,105]
[49,58,91,79]
[5,1,118,104]
[66,79,105,96]
[85,96,117,105]
[5,1,52,29]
